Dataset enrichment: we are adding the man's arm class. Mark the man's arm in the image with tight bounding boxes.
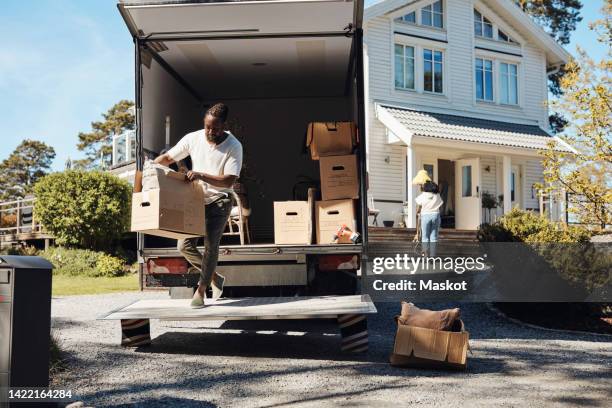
[186,171,237,188]
[153,153,175,167]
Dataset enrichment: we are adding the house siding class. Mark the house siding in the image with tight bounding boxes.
[364,0,555,225]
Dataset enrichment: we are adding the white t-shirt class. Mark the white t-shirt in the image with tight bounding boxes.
[415,192,443,214]
[167,130,243,204]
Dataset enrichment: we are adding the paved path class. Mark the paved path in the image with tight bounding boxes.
[51,292,611,407]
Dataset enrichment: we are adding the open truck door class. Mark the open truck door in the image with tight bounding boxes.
[117,0,369,296]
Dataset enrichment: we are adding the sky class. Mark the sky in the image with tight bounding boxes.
[0,0,608,171]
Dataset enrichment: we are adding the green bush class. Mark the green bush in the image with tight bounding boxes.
[478,208,591,243]
[478,209,608,291]
[33,170,132,250]
[95,253,126,277]
[41,247,127,277]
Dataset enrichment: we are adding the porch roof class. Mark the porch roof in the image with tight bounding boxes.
[376,104,576,153]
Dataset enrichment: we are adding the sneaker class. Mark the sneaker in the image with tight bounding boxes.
[190,289,206,309]
[211,273,225,302]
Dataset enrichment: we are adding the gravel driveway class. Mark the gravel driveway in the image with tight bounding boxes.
[51,291,611,407]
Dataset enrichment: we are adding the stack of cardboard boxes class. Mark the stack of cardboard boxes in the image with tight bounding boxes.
[273,122,359,245]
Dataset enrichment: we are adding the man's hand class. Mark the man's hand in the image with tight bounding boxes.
[186,170,203,182]
[185,171,237,188]
[154,153,175,167]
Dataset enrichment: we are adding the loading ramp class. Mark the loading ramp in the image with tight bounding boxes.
[100,295,377,353]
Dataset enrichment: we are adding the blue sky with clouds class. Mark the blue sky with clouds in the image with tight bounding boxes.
[0,0,607,170]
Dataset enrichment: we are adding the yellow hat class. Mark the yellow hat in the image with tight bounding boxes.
[412,169,431,185]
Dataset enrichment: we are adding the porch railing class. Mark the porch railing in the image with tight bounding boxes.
[0,197,43,235]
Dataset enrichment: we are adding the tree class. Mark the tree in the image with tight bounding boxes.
[0,139,56,201]
[540,1,611,229]
[33,170,132,250]
[76,100,135,169]
[515,0,583,46]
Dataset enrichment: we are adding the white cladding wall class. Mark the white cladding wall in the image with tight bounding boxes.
[364,0,551,224]
[365,0,549,125]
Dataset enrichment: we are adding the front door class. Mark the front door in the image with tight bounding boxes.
[455,158,481,229]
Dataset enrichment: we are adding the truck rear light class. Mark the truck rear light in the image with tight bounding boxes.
[317,254,360,271]
[145,257,189,274]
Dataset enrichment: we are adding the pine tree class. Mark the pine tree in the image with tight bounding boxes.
[0,140,56,201]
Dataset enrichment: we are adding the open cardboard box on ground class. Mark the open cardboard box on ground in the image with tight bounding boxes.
[390,322,469,370]
[319,154,359,201]
[306,121,356,160]
[273,201,312,245]
[315,199,356,244]
[131,166,206,239]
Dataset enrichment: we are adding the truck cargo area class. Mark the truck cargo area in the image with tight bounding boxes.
[119,0,366,290]
[138,34,364,248]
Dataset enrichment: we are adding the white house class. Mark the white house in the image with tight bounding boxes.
[364,0,575,230]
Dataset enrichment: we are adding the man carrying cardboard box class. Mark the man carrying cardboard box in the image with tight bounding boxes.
[154,103,243,308]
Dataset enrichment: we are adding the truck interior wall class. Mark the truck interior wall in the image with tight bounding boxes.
[141,55,203,156]
[202,97,352,242]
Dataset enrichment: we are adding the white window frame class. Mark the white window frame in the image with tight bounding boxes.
[473,6,523,47]
[474,8,494,39]
[392,35,448,97]
[422,47,444,94]
[499,61,519,106]
[475,57,494,102]
[392,0,446,32]
[394,43,416,91]
[421,0,444,29]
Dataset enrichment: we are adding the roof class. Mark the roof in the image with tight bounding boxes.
[377,104,575,153]
[364,0,571,66]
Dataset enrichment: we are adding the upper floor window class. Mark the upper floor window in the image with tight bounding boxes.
[422,1,443,28]
[394,44,416,90]
[396,11,416,24]
[498,29,518,44]
[475,58,494,101]
[474,9,493,38]
[500,63,519,105]
[423,48,443,94]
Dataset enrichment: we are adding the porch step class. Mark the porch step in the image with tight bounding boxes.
[368,227,478,242]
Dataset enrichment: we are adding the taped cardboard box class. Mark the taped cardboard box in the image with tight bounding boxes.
[315,199,356,244]
[274,201,312,245]
[131,167,206,239]
[306,122,356,160]
[320,154,359,201]
[389,322,469,370]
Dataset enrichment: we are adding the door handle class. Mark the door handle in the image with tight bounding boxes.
[476,186,480,197]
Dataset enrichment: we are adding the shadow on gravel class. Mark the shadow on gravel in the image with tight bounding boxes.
[106,396,217,407]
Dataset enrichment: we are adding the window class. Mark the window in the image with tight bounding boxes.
[474,9,493,38]
[422,1,443,28]
[462,166,472,197]
[511,172,516,201]
[395,11,416,24]
[498,29,516,43]
[475,58,494,101]
[394,44,415,90]
[500,63,518,104]
[424,164,434,180]
[423,49,443,93]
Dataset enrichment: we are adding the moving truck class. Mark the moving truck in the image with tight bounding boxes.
[117,0,368,297]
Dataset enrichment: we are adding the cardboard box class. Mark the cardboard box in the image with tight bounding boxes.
[320,154,359,201]
[274,201,311,245]
[131,168,206,239]
[316,199,356,244]
[306,122,356,160]
[389,323,469,370]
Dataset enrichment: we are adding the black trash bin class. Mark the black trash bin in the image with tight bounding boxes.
[0,255,53,403]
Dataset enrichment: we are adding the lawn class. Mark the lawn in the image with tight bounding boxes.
[52,273,140,296]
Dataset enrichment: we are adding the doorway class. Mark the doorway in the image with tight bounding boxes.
[437,159,455,228]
